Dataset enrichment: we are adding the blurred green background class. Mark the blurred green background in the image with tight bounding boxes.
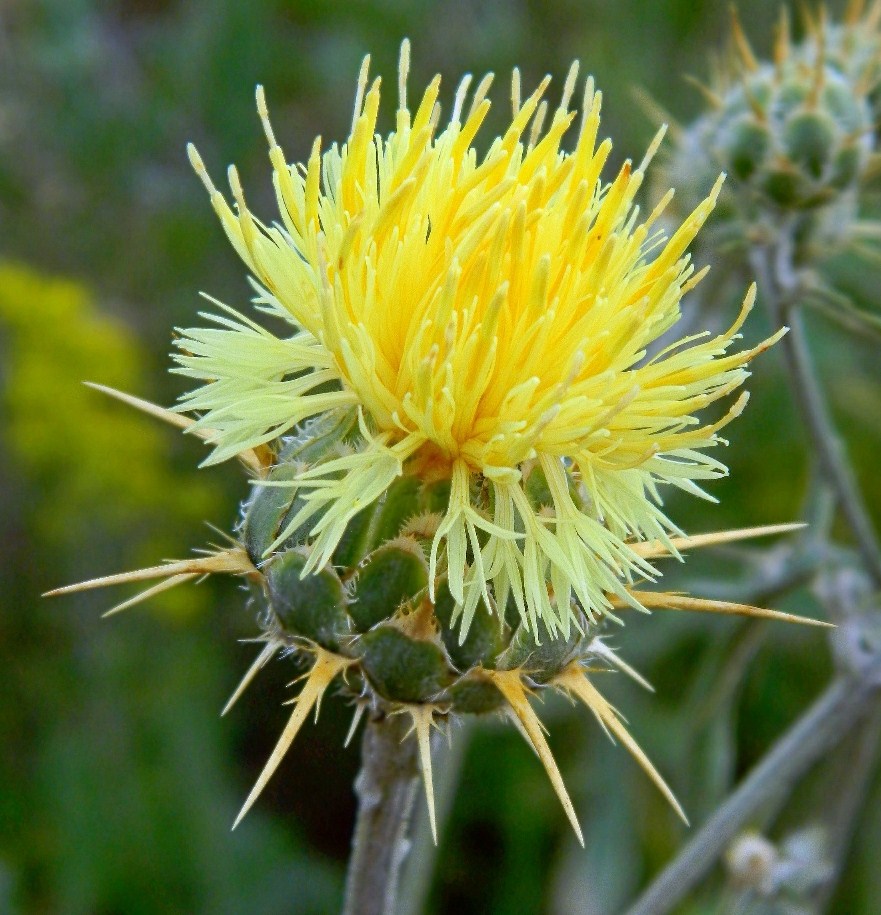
[1,1,880,912]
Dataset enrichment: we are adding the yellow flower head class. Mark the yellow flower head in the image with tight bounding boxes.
[178,41,782,640]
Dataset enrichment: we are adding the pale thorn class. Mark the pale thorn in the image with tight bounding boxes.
[554,664,688,824]
[344,703,367,749]
[232,650,351,829]
[203,520,241,548]
[83,382,270,473]
[102,573,199,618]
[222,642,277,717]
[730,7,759,72]
[774,7,791,75]
[682,74,724,109]
[407,705,439,844]
[586,637,654,693]
[630,523,807,560]
[490,670,584,846]
[618,591,833,628]
[44,547,256,597]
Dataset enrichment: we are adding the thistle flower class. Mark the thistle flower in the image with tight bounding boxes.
[48,43,827,844]
[179,41,784,640]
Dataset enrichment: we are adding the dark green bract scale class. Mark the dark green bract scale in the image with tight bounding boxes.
[357,626,455,703]
[267,550,351,651]
[498,615,583,683]
[440,674,505,714]
[349,541,429,632]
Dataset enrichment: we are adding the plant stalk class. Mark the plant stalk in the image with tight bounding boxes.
[751,243,881,587]
[625,675,881,915]
[343,711,421,915]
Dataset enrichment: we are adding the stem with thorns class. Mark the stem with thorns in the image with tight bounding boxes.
[750,240,881,587]
[625,674,881,915]
[343,710,421,915]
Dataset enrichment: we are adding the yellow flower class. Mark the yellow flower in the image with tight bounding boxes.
[178,41,781,640]
[48,46,830,842]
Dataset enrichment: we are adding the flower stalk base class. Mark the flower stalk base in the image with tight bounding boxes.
[343,712,421,915]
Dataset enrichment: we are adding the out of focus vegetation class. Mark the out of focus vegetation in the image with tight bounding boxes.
[1,1,879,913]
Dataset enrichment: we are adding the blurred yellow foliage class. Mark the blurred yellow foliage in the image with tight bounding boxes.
[0,261,221,617]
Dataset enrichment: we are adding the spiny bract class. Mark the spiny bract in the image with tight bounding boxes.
[48,43,826,844]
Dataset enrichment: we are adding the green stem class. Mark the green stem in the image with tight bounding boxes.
[343,711,420,915]
[625,676,881,915]
[751,244,881,587]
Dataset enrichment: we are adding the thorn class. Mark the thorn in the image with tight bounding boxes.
[630,522,807,559]
[619,591,833,628]
[408,705,438,844]
[44,547,256,597]
[630,87,683,138]
[683,74,724,109]
[344,704,367,748]
[102,573,198,618]
[85,381,197,431]
[808,8,827,108]
[799,0,818,40]
[845,0,866,26]
[83,382,270,472]
[490,670,584,845]
[555,665,688,824]
[232,650,350,829]
[222,642,277,716]
[774,7,791,78]
[730,6,759,72]
[586,638,654,692]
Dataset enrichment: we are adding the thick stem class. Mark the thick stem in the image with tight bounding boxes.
[343,711,421,915]
[751,244,881,587]
[625,676,881,915]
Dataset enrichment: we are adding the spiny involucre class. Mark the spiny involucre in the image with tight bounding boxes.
[49,42,828,844]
